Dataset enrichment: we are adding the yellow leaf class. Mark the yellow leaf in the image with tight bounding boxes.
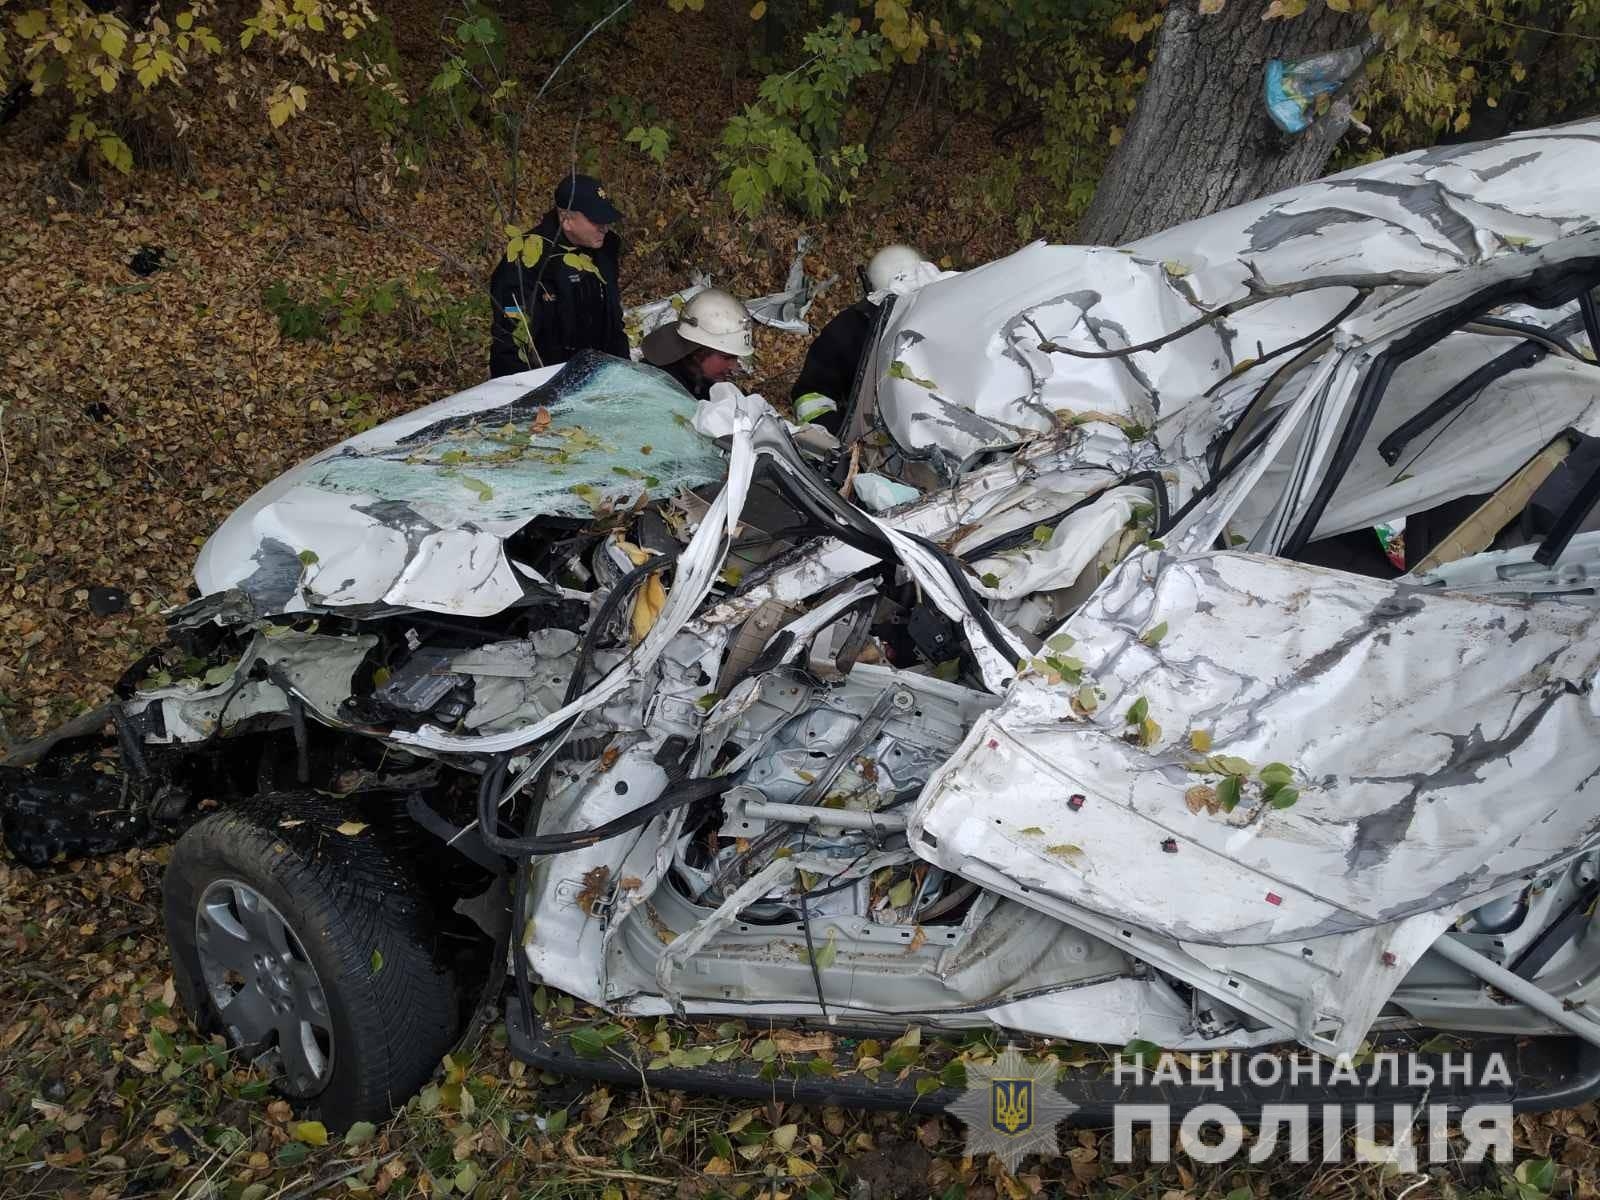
[98,134,132,173]
[336,820,368,836]
[1189,730,1212,752]
[749,0,766,16]
[1197,0,1225,11]
[15,10,48,38]
[100,25,127,57]
[787,1156,817,1178]
[294,1121,329,1146]
[177,10,193,28]
[268,98,293,127]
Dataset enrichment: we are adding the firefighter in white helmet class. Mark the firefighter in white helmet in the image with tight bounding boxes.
[864,243,924,292]
[791,243,927,434]
[641,288,754,400]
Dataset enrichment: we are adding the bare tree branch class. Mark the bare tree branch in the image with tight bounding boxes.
[1036,265,1445,361]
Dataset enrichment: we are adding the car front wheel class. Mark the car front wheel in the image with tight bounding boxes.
[163,792,459,1128]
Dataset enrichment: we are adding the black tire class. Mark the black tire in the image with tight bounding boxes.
[163,792,458,1129]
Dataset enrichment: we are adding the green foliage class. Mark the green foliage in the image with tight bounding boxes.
[717,15,883,218]
[626,124,672,163]
[6,0,374,171]
[349,19,460,167]
[262,272,487,344]
[1342,0,1600,165]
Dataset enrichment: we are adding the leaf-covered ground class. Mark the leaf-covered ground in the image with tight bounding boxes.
[3,1,1600,1195]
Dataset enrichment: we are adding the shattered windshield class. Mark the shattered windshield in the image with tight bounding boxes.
[301,352,726,523]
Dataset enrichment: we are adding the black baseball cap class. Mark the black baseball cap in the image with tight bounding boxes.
[553,173,623,224]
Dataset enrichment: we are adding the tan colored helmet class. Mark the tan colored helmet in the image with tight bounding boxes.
[866,244,924,292]
[642,287,754,365]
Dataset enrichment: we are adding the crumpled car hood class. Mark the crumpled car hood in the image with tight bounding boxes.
[194,355,725,618]
[877,119,1600,467]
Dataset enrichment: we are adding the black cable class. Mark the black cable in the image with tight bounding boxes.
[563,547,682,708]
[795,869,831,1022]
[473,756,730,858]
[410,544,698,860]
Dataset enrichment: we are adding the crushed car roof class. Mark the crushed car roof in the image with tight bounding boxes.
[874,118,1600,468]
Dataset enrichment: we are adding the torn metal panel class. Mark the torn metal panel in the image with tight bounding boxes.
[126,630,378,743]
[910,546,1600,1052]
[626,238,835,341]
[875,120,1600,467]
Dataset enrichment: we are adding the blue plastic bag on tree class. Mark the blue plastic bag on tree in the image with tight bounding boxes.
[1264,45,1367,134]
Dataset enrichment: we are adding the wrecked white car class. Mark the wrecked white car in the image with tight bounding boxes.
[8,119,1600,1128]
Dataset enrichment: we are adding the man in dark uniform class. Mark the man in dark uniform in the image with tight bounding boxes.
[790,243,923,433]
[488,174,628,378]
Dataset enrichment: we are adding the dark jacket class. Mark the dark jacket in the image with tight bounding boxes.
[488,212,627,377]
[790,298,879,433]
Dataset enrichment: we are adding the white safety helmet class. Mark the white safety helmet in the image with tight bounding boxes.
[642,287,754,365]
[865,243,924,292]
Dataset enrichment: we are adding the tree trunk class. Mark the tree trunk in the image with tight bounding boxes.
[1078,0,1369,246]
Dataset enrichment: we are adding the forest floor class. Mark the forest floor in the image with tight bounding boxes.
[2,0,1598,1196]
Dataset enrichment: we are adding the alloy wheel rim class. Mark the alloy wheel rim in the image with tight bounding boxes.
[194,878,334,1096]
